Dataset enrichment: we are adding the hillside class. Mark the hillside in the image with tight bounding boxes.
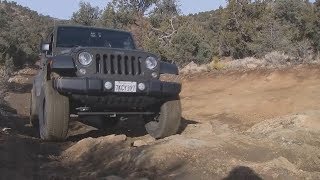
[1,0,320,68]
[0,1,53,68]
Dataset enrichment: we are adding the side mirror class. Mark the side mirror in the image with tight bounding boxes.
[41,43,50,52]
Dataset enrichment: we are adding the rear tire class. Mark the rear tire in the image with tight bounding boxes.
[38,80,69,141]
[29,88,38,127]
[145,97,181,139]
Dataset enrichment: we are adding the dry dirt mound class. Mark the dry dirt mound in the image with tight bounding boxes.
[46,111,320,179]
[63,134,127,161]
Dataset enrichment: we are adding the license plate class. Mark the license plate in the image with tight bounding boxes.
[114,81,137,93]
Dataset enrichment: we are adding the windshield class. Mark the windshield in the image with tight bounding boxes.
[56,27,135,49]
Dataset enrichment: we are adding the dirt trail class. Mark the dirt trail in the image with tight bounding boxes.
[1,65,320,179]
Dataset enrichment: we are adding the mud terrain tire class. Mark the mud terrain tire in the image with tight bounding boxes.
[39,80,69,141]
[145,97,181,139]
[29,88,38,127]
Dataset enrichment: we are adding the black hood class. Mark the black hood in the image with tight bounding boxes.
[55,46,158,59]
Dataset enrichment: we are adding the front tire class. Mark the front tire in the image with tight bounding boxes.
[29,88,38,127]
[145,97,182,139]
[38,80,69,141]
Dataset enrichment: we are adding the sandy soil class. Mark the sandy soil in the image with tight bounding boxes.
[1,65,320,179]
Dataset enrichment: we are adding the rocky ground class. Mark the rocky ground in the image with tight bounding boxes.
[1,65,320,180]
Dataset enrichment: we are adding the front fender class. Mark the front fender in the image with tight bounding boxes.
[160,62,179,75]
[49,55,76,72]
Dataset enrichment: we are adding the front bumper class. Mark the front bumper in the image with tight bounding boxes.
[53,77,181,97]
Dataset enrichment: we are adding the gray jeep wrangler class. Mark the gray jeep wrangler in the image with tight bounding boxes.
[30,25,181,141]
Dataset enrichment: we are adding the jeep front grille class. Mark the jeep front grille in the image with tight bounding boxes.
[95,54,142,75]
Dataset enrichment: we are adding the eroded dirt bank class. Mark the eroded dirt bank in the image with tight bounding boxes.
[1,65,320,179]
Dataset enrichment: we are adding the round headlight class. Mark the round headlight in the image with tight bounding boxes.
[145,56,158,70]
[78,52,93,66]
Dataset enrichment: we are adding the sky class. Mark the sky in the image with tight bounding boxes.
[10,0,227,19]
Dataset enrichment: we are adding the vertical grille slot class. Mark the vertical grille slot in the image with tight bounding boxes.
[138,57,142,75]
[131,56,136,75]
[110,55,115,74]
[124,56,130,75]
[102,55,108,74]
[117,55,123,74]
[96,54,101,73]
[135,58,139,75]
[121,55,126,75]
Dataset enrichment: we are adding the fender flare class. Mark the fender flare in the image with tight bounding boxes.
[48,55,76,72]
[159,62,179,75]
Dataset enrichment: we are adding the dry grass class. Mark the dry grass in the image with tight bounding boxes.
[180,51,320,74]
[208,57,226,70]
